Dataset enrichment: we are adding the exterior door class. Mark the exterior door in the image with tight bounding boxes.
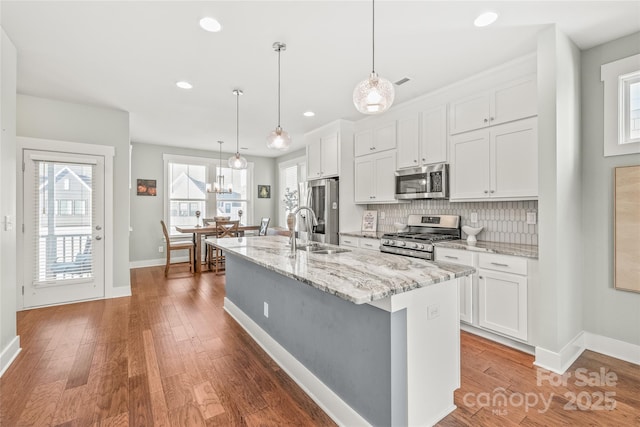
[22,150,105,307]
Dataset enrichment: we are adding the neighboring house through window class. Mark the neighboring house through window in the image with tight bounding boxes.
[278,156,306,227]
[163,154,253,236]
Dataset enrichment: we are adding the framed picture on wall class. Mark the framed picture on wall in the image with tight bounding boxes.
[137,179,157,196]
[258,185,271,199]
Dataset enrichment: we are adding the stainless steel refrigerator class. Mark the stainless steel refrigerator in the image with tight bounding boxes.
[297,178,339,244]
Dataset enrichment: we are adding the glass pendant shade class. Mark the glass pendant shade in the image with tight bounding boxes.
[353,72,395,114]
[229,89,247,170]
[266,126,291,151]
[228,153,247,169]
[267,42,291,151]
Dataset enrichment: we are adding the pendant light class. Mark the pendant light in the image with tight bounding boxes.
[228,89,248,169]
[266,42,291,151]
[353,0,395,114]
[212,141,232,194]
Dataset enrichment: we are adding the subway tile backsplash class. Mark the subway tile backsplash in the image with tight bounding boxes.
[369,200,538,245]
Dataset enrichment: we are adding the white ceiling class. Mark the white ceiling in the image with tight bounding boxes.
[2,1,639,158]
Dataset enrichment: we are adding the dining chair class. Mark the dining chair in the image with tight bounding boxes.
[208,220,239,274]
[160,220,194,276]
[258,217,270,236]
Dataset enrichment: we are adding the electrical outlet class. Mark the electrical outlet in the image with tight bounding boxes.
[470,212,478,223]
[158,245,164,253]
[427,303,440,320]
[264,302,269,318]
[526,212,537,225]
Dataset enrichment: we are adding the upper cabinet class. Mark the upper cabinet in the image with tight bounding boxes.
[354,150,397,204]
[450,117,538,201]
[397,105,447,169]
[449,75,537,135]
[354,121,396,157]
[306,131,339,179]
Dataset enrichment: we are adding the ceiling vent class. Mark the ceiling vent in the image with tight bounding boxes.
[394,77,411,86]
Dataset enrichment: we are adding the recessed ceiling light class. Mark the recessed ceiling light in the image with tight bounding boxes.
[176,81,193,89]
[303,111,315,117]
[474,11,498,27]
[200,17,222,32]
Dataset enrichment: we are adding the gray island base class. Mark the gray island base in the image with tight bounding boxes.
[211,236,474,426]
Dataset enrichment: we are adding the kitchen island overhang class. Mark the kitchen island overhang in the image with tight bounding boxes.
[209,236,475,426]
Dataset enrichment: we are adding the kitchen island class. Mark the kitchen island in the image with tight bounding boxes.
[208,235,475,426]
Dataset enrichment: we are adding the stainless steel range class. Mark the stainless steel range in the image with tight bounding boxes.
[380,214,461,260]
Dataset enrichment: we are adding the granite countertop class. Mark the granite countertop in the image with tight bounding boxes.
[339,230,385,239]
[207,235,475,305]
[435,240,539,259]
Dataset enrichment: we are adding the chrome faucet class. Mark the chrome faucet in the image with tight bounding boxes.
[288,206,319,251]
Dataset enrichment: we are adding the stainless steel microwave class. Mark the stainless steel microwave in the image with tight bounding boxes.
[395,163,449,200]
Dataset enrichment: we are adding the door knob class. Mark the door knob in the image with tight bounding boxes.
[95,236,102,240]
[95,225,102,231]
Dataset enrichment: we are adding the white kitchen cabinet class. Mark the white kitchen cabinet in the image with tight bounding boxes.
[307,132,339,179]
[354,150,397,204]
[358,238,379,251]
[450,117,538,201]
[354,121,397,157]
[435,247,474,324]
[397,106,448,170]
[339,235,380,251]
[449,75,537,135]
[478,262,528,342]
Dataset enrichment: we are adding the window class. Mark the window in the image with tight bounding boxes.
[74,200,87,215]
[59,200,73,216]
[215,165,253,223]
[621,72,640,144]
[278,157,306,227]
[601,54,640,157]
[163,154,253,236]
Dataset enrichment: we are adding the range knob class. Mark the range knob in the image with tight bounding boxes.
[398,241,406,247]
[383,239,393,245]
[417,244,425,250]
[410,243,418,249]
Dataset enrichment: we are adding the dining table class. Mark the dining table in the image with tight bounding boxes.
[175,223,261,273]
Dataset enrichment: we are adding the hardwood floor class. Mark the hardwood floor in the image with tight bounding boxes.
[1,266,638,426]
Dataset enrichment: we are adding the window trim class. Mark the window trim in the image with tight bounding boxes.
[601,53,640,157]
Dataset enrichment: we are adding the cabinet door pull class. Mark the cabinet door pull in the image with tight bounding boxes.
[484,190,489,194]
[414,159,418,163]
[490,117,495,121]
[490,262,509,267]
[490,190,495,193]
[479,276,483,279]
[422,158,426,162]
[445,255,459,260]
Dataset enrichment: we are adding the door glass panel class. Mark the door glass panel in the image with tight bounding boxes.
[33,161,94,284]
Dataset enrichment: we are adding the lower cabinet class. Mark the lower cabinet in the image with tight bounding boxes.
[435,247,533,344]
[339,235,380,251]
[478,268,528,341]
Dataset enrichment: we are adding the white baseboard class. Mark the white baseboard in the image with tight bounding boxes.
[223,297,370,427]
[584,332,640,365]
[0,335,21,378]
[110,286,132,299]
[129,256,189,269]
[534,331,586,374]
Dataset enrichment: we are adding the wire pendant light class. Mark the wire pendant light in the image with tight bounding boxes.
[353,0,395,114]
[266,42,291,151]
[228,89,248,169]
[212,141,232,194]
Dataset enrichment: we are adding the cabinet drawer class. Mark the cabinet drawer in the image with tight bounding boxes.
[339,236,359,248]
[435,247,473,266]
[359,239,380,251]
[479,253,527,275]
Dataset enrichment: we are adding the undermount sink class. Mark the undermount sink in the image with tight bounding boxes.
[296,243,350,255]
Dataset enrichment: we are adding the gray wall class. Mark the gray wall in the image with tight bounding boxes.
[0,26,18,370]
[581,32,640,346]
[225,254,406,426]
[16,94,131,289]
[534,26,583,353]
[130,142,276,262]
